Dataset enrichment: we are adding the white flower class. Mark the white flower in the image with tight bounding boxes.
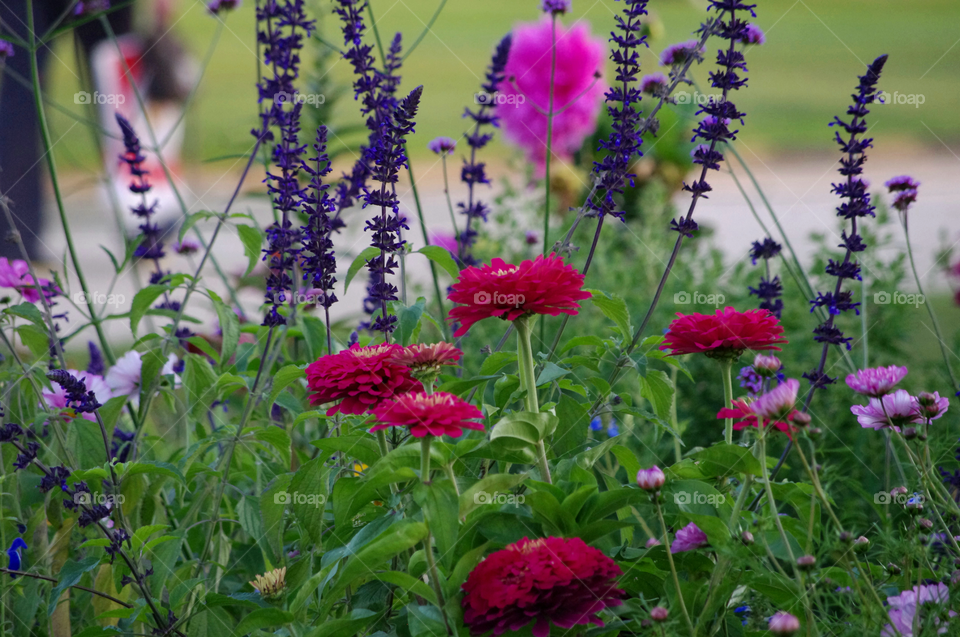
[106,350,142,397]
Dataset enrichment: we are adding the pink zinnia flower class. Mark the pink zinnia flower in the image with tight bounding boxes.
[305,344,421,416]
[671,522,708,553]
[496,18,606,176]
[751,379,799,422]
[42,370,112,422]
[850,389,922,430]
[0,258,55,303]
[370,391,483,438]
[447,253,591,337]
[845,365,908,397]
[881,583,956,637]
[660,307,787,358]
[391,342,462,372]
[461,536,624,637]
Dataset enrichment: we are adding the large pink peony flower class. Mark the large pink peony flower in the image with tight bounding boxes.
[496,17,606,176]
[461,536,623,637]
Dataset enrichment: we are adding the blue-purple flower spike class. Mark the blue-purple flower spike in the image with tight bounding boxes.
[255,0,315,327]
[116,114,164,267]
[803,54,887,390]
[748,237,783,317]
[457,34,511,266]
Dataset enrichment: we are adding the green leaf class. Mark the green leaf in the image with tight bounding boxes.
[67,419,109,469]
[437,375,500,397]
[535,361,569,386]
[289,456,330,545]
[235,608,295,635]
[373,572,436,606]
[417,245,460,278]
[178,210,215,243]
[586,289,631,341]
[183,354,219,418]
[129,285,168,335]
[48,556,101,616]
[209,291,240,367]
[689,443,763,478]
[552,394,589,457]
[460,473,528,518]
[300,315,330,361]
[479,351,517,376]
[6,302,44,327]
[305,609,380,637]
[414,479,459,569]
[261,475,294,560]
[266,364,305,409]
[16,324,48,357]
[236,224,263,277]
[311,435,382,468]
[395,298,426,346]
[344,247,380,293]
[490,411,558,451]
[121,460,186,485]
[640,369,674,420]
[559,334,605,354]
[97,395,128,431]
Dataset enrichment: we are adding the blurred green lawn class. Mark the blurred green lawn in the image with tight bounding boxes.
[44,0,960,170]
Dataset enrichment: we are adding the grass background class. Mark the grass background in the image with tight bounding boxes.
[41,0,960,170]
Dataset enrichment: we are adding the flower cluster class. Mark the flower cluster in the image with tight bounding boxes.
[255,0,315,327]
[298,126,339,322]
[585,0,649,222]
[748,237,783,317]
[457,34,512,266]
[803,55,887,389]
[447,253,591,336]
[116,114,165,267]
[886,175,920,214]
[846,365,949,430]
[660,307,786,359]
[305,344,421,415]
[461,537,624,637]
[881,583,956,637]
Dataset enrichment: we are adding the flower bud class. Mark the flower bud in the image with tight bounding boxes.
[853,536,869,552]
[917,392,945,419]
[796,555,816,571]
[753,354,782,377]
[886,562,902,575]
[951,570,960,588]
[791,412,811,428]
[918,518,933,531]
[650,607,669,622]
[637,466,666,492]
[839,531,853,544]
[645,537,661,548]
[808,427,822,439]
[903,427,918,440]
[768,611,800,635]
[905,494,924,514]
[741,530,755,545]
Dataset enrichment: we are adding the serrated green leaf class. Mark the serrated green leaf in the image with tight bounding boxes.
[417,245,460,278]
[586,289,631,342]
[237,224,263,277]
[129,285,168,335]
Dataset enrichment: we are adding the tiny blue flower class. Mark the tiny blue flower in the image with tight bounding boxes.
[589,416,603,432]
[607,421,619,437]
[6,537,27,573]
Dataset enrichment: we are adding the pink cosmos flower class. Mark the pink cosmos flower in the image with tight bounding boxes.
[496,18,606,176]
[917,391,950,421]
[750,379,799,422]
[105,350,181,399]
[845,365,908,397]
[671,522,708,553]
[42,370,112,422]
[881,583,956,637]
[430,231,459,255]
[768,612,800,635]
[0,258,55,303]
[851,389,922,430]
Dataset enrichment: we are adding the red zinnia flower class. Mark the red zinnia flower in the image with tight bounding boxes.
[447,253,592,337]
[391,342,463,372]
[370,391,483,438]
[660,307,787,358]
[462,536,624,637]
[305,344,420,416]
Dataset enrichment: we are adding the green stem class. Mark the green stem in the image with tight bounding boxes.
[421,435,433,482]
[407,146,449,336]
[720,358,734,444]
[654,500,695,637]
[423,530,453,635]
[516,316,551,483]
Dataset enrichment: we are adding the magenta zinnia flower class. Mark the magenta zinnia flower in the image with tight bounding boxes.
[850,389,922,430]
[496,18,606,176]
[391,342,463,375]
[305,344,421,416]
[370,391,483,438]
[461,536,624,637]
[845,365,908,397]
[447,253,591,337]
[671,522,709,553]
[881,583,956,637]
[660,307,787,358]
